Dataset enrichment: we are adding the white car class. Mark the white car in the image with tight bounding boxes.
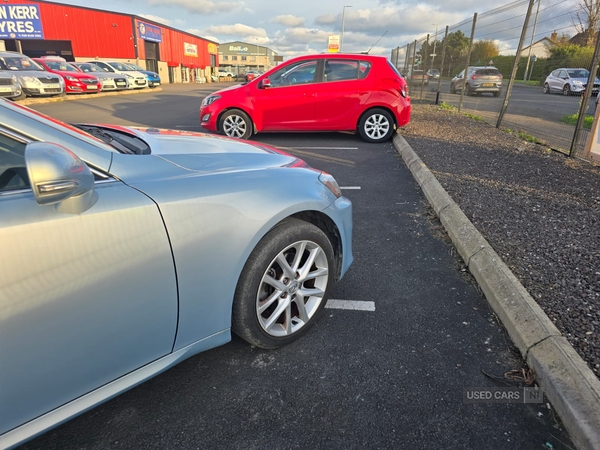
[0,51,64,98]
[87,60,148,89]
[70,62,129,90]
[218,69,234,78]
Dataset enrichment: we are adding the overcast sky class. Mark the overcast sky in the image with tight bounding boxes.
[65,0,578,58]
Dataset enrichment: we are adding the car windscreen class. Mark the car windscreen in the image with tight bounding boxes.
[0,56,45,71]
[108,62,132,71]
[74,63,101,73]
[43,61,78,72]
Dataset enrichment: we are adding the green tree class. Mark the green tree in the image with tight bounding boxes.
[470,39,500,65]
[442,30,470,76]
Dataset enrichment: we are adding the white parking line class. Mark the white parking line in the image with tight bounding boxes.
[340,186,361,190]
[293,147,359,150]
[325,300,375,311]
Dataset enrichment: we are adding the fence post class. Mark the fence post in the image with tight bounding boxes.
[571,29,600,157]
[420,34,429,100]
[404,43,410,75]
[411,39,417,79]
[523,0,541,81]
[496,0,536,128]
[458,13,477,113]
[436,26,449,104]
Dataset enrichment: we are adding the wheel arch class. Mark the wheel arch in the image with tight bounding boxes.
[215,107,256,134]
[356,106,398,131]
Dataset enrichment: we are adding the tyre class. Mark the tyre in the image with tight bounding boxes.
[563,84,571,96]
[543,83,550,94]
[11,92,26,101]
[232,218,335,349]
[358,108,394,143]
[450,83,456,94]
[219,109,253,139]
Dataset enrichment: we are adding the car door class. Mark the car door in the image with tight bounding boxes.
[313,59,374,130]
[0,128,178,436]
[254,59,319,131]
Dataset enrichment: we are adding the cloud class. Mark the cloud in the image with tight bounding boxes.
[272,15,305,28]
[146,0,243,15]
[206,23,268,38]
[138,14,184,27]
[314,14,336,26]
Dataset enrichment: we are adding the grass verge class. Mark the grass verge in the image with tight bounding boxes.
[561,113,593,129]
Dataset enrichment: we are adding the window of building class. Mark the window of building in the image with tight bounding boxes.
[241,56,247,61]
[223,55,228,61]
[232,56,238,61]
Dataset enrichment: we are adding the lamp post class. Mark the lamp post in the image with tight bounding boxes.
[341,5,352,52]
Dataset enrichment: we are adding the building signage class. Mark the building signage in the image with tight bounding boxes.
[138,21,162,43]
[229,45,248,52]
[184,42,198,57]
[207,43,218,54]
[0,4,43,39]
[328,35,340,53]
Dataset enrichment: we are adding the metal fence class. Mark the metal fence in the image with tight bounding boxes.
[394,0,597,161]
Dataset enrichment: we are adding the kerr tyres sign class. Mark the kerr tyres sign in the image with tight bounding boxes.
[0,4,43,39]
[138,21,162,43]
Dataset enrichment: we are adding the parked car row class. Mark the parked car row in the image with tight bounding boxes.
[0,51,160,101]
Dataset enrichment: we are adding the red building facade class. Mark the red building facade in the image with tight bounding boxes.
[0,0,218,83]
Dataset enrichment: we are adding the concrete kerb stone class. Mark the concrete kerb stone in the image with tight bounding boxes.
[393,131,600,450]
[528,337,600,450]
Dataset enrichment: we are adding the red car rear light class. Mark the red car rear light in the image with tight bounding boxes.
[471,74,479,80]
[383,77,408,98]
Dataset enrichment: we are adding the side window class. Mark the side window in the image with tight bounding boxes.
[358,61,371,79]
[0,132,29,192]
[269,60,318,87]
[324,60,359,82]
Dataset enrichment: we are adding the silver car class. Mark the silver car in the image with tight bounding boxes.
[543,68,600,96]
[0,99,353,449]
[450,66,503,97]
[87,60,149,89]
[0,67,24,100]
[70,62,130,90]
[0,51,64,97]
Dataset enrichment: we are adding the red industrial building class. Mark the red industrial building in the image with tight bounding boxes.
[0,0,219,83]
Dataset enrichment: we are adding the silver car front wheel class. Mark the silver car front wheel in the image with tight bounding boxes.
[233,219,334,348]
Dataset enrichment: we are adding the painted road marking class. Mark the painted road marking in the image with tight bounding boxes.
[325,300,375,311]
[340,186,361,190]
[293,147,359,150]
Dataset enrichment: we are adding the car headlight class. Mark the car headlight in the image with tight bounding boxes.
[125,74,134,79]
[11,75,18,83]
[20,76,41,85]
[318,172,342,198]
[573,81,583,86]
[101,77,111,81]
[201,95,221,106]
[65,76,78,82]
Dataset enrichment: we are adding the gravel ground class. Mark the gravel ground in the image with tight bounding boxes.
[400,102,600,378]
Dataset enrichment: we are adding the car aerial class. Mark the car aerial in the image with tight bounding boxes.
[407,69,429,86]
[426,69,440,79]
[86,60,148,89]
[0,66,24,100]
[543,68,600,96]
[0,51,64,98]
[0,98,353,449]
[122,62,161,87]
[33,57,101,94]
[200,53,411,143]
[69,62,129,90]
[450,66,503,97]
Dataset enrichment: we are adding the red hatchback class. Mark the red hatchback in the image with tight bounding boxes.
[33,57,101,94]
[200,54,410,143]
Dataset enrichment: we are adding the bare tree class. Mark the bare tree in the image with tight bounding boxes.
[573,0,600,46]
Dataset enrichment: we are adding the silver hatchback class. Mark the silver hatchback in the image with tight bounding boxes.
[450,66,503,97]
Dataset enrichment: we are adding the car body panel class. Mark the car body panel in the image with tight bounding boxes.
[1,181,178,435]
[0,51,64,97]
[33,58,101,94]
[544,68,600,95]
[451,66,502,95]
[0,71,22,99]
[200,53,410,136]
[87,61,148,89]
[0,99,353,448]
[69,62,129,90]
